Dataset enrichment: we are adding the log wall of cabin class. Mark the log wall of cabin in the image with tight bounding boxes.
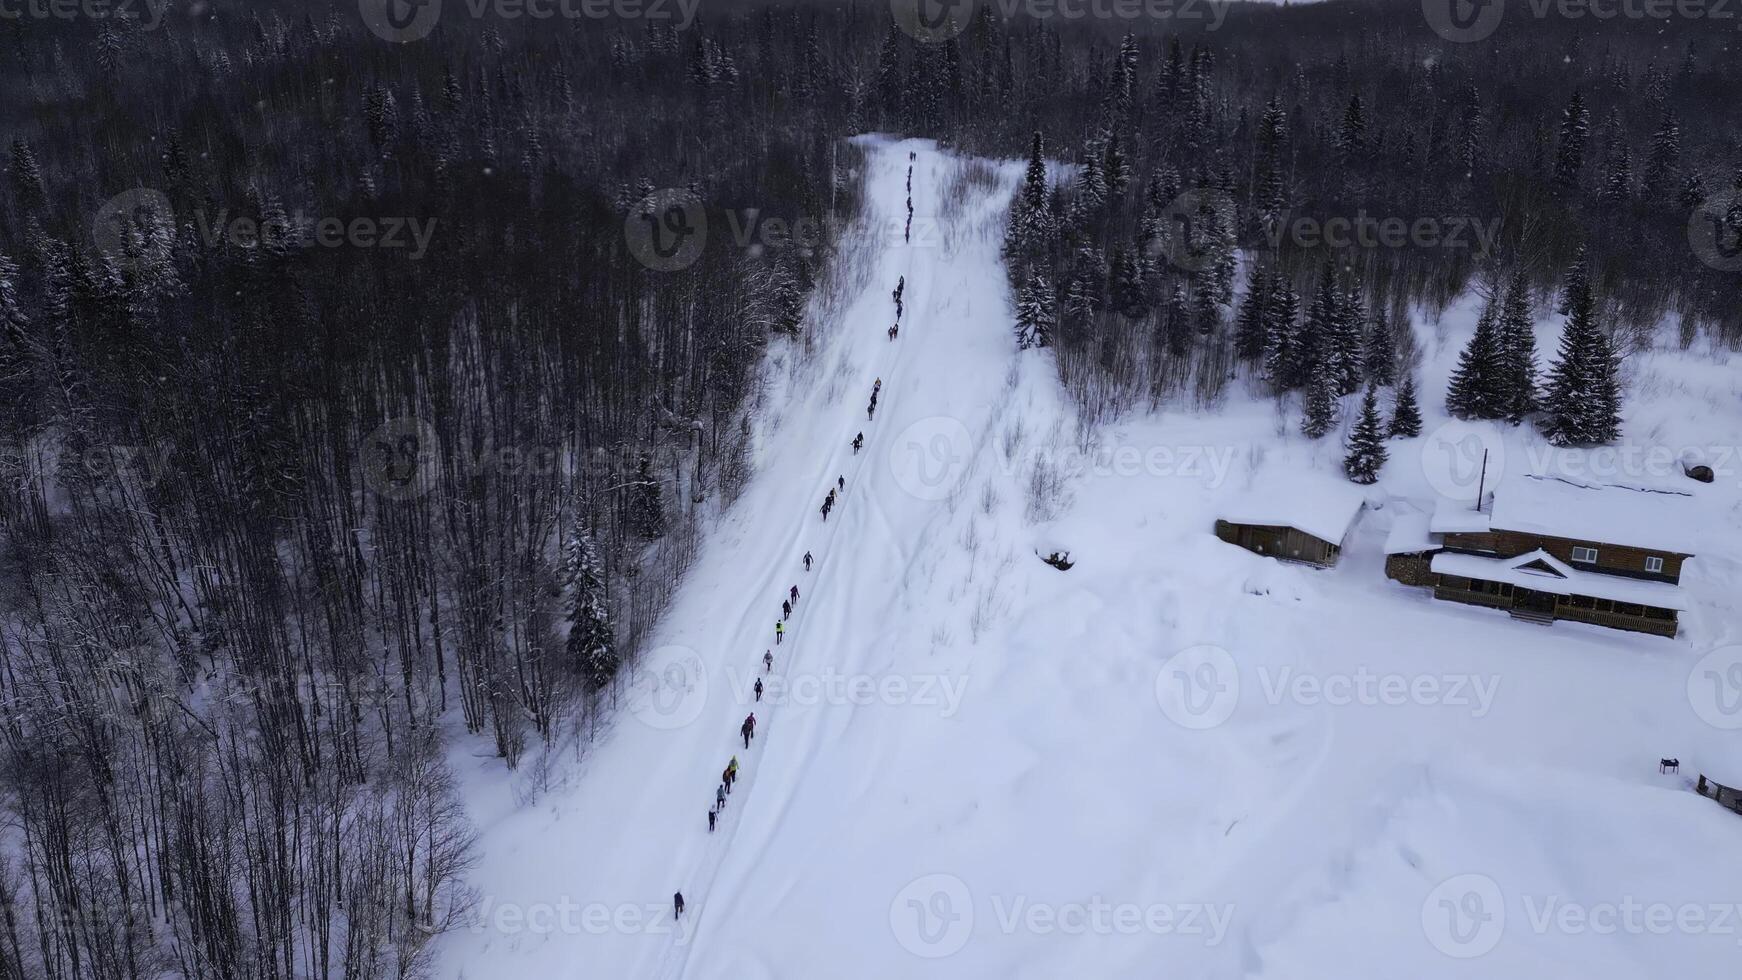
[1384,552,1435,586]
[1438,530,1686,582]
[1215,521,1336,567]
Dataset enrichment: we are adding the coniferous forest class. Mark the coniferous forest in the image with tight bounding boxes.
[0,1,1739,977]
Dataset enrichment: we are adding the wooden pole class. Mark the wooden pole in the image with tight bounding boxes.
[1475,449,1488,509]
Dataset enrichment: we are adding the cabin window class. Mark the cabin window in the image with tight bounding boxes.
[1438,575,1467,590]
[1644,556,1664,573]
[1571,546,1598,563]
[1566,594,1595,609]
[1594,598,1614,612]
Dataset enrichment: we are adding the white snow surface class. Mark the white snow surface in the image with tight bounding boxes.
[437,138,1742,980]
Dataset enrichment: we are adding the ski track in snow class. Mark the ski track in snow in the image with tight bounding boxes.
[656,142,963,980]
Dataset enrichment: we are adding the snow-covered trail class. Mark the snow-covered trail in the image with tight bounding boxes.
[674,147,1025,979]
[438,138,1023,980]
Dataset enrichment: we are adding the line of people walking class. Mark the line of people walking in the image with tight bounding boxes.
[904,155,915,241]
[684,158,922,924]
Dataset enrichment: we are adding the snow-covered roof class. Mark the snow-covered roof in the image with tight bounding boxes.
[1430,549,1689,611]
[1430,496,1492,535]
[1218,478,1365,545]
[1384,512,1438,555]
[1486,476,1701,556]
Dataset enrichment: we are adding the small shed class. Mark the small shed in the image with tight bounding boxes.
[1214,479,1366,568]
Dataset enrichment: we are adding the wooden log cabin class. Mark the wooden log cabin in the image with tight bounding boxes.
[1215,479,1366,568]
[1384,476,1697,637]
[1696,762,1742,816]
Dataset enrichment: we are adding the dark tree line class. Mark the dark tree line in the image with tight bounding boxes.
[969,3,1742,432]
[0,3,869,977]
[0,2,1738,977]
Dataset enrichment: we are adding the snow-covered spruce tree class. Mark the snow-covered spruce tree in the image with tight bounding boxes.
[1160,279,1191,357]
[1334,92,1366,161]
[1293,265,1337,391]
[1109,245,1149,320]
[563,517,618,691]
[1262,271,1299,390]
[1064,245,1105,317]
[8,139,46,212]
[1446,301,1506,419]
[1101,34,1137,136]
[1015,271,1055,350]
[1388,375,1423,437]
[1138,165,1182,255]
[1300,361,1338,438]
[1496,273,1538,424]
[1539,253,1623,446]
[1362,308,1396,388]
[1234,270,1273,362]
[1327,285,1365,395]
[0,251,31,383]
[1344,387,1388,484]
[1103,132,1131,197]
[1642,109,1680,197]
[873,25,903,125]
[628,454,667,540]
[1599,142,1631,207]
[1206,199,1239,307]
[1003,131,1053,265]
[1190,269,1221,337]
[1719,167,1742,256]
[1552,90,1590,189]
[1255,94,1289,229]
[1072,150,1108,224]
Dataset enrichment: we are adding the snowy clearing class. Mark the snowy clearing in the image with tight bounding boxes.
[438,138,1742,980]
